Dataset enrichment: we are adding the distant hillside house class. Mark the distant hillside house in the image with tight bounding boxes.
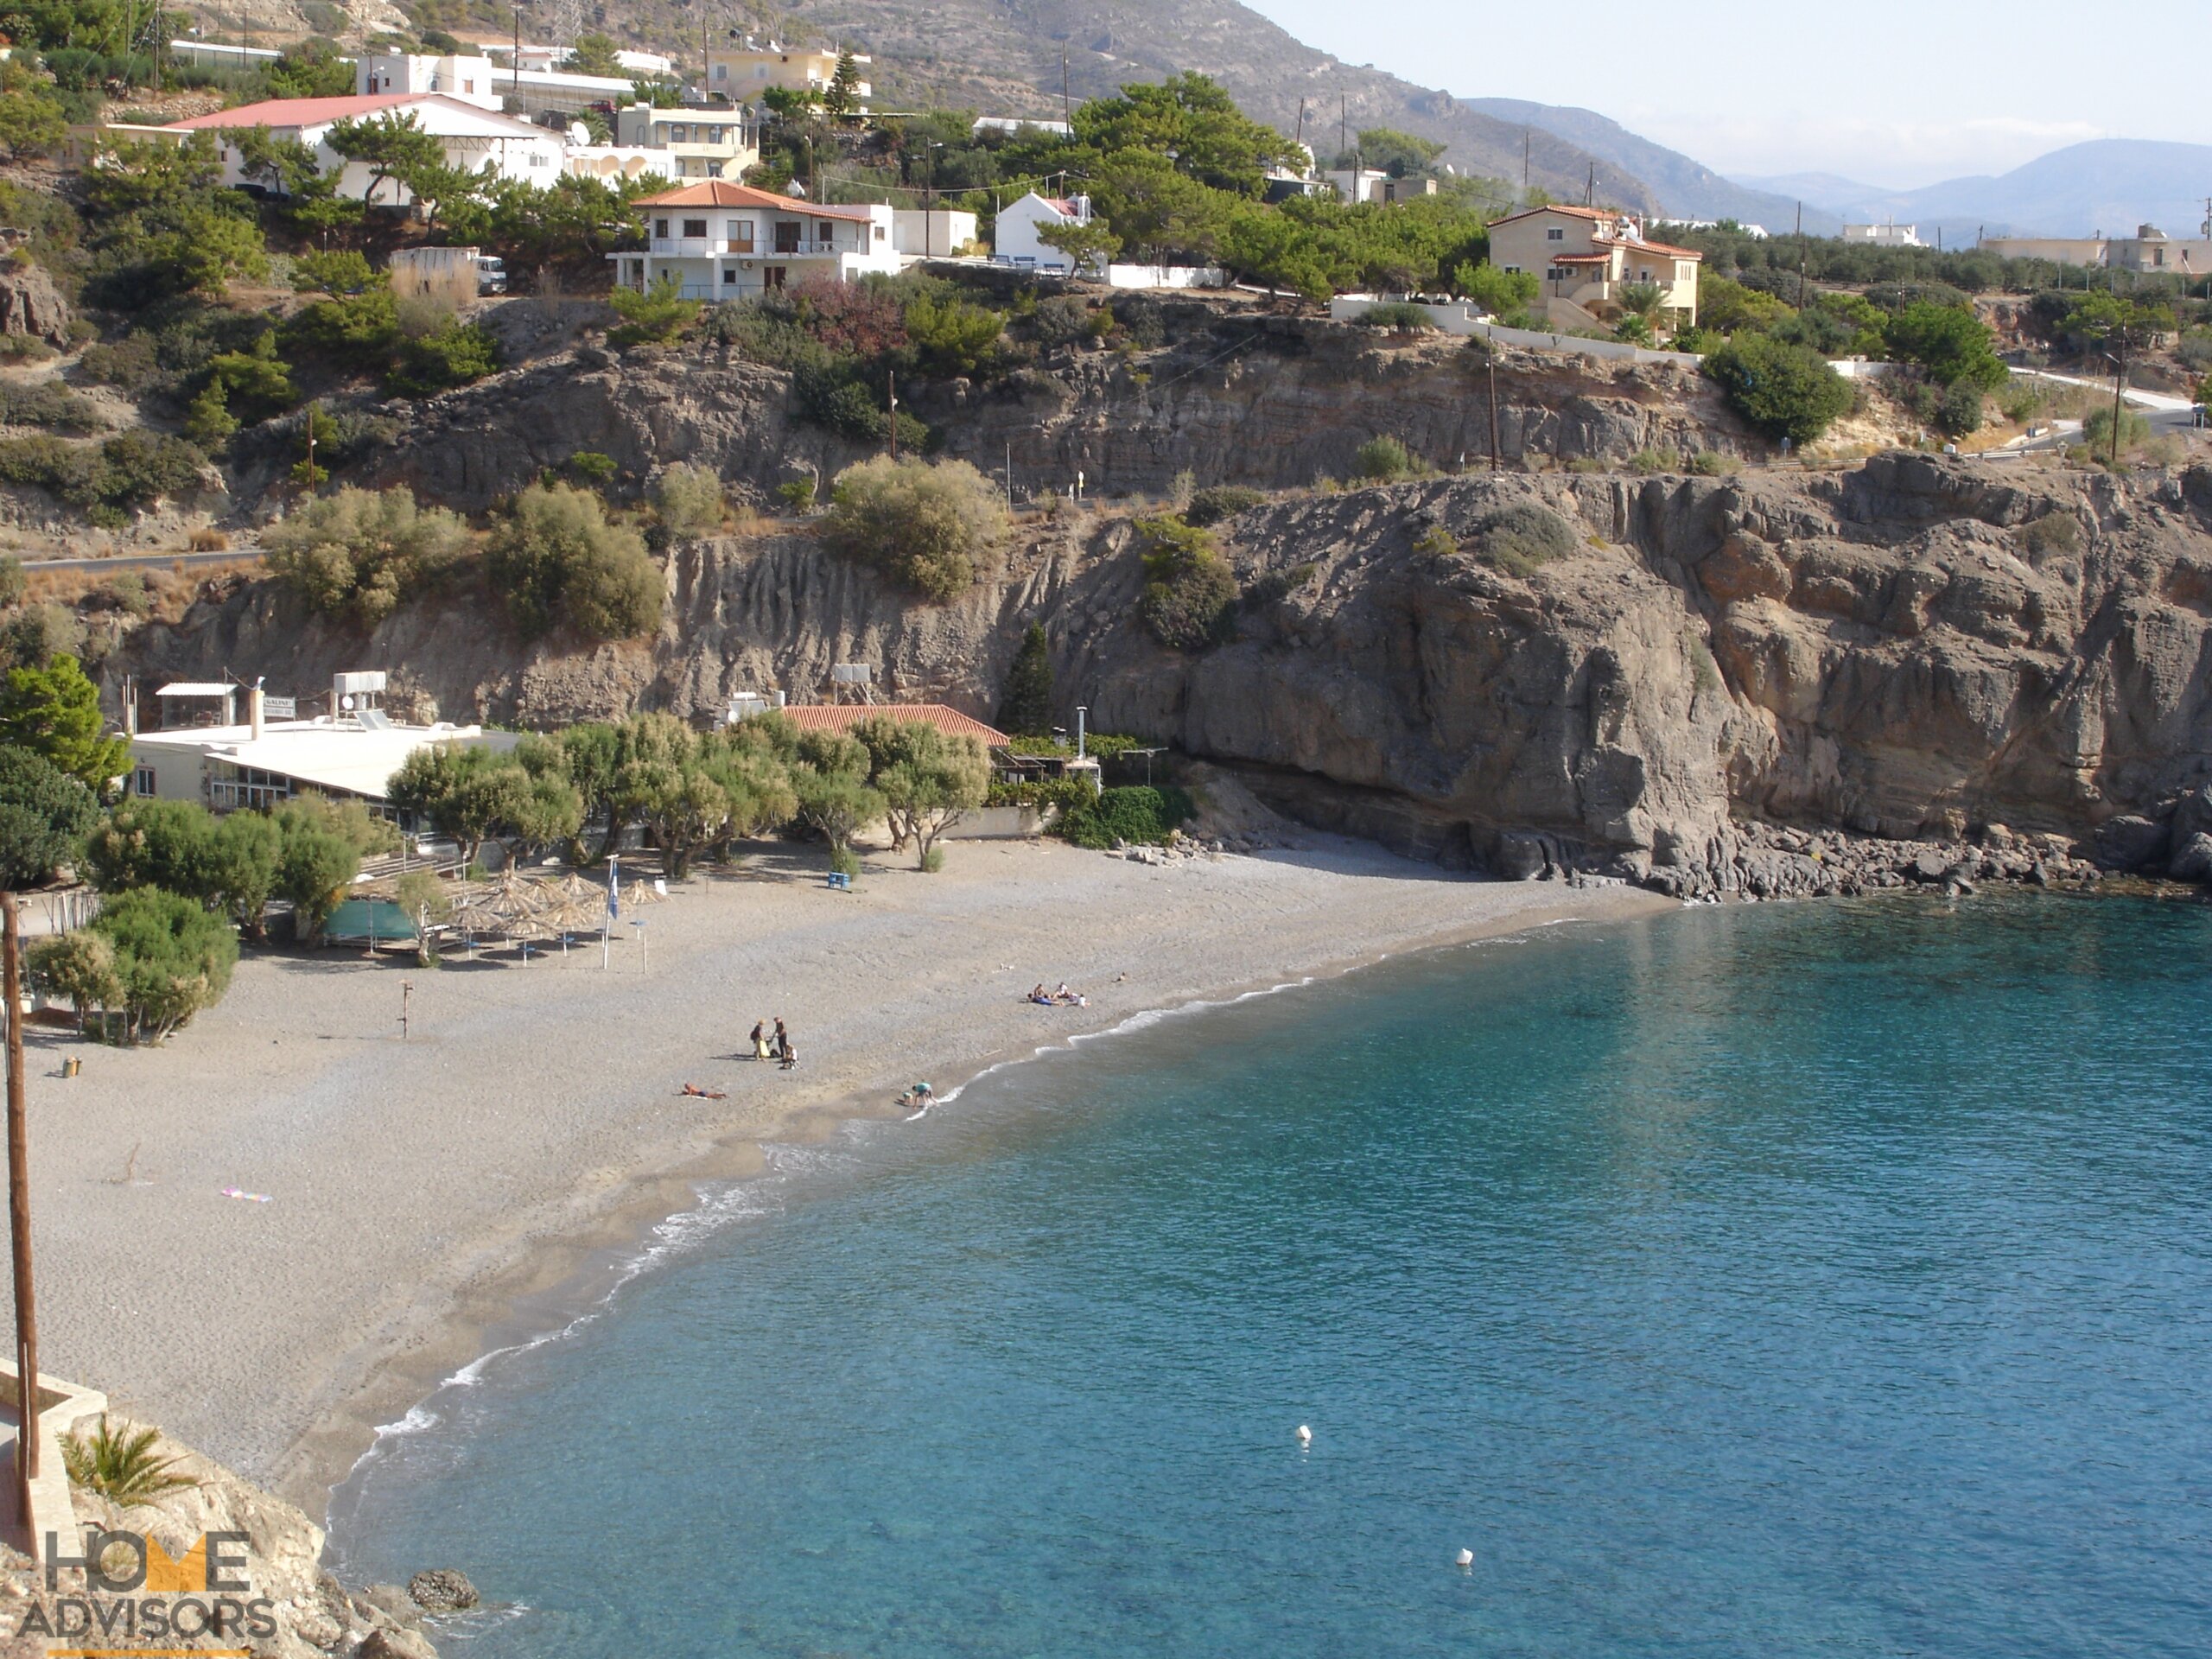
[1325,167,1435,205]
[357,49,636,118]
[1485,204,1701,329]
[1841,222,1924,249]
[995,192,1095,271]
[612,103,760,181]
[162,94,569,203]
[706,41,871,107]
[610,181,899,301]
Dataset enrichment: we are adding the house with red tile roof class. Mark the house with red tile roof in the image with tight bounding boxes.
[609,180,900,302]
[769,704,1012,748]
[1484,204,1702,332]
[163,93,568,205]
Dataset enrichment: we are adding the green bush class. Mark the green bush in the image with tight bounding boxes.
[823,456,1007,601]
[1054,785,1195,849]
[996,622,1055,735]
[262,485,468,626]
[1359,301,1435,333]
[1684,450,1742,477]
[1706,335,1853,445]
[2082,405,2152,458]
[0,743,98,888]
[1936,379,1985,437]
[1471,503,1578,577]
[291,249,380,295]
[0,382,104,434]
[652,463,726,537]
[2016,512,2082,557]
[0,432,207,521]
[1242,562,1315,607]
[902,294,1004,378]
[387,321,501,396]
[1135,515,1238,651]
[565,451,619,487]
[608,276,700,346]
[486,482,662,642]
[1352,435,1417,481]
[64,885,238,1043]
[1183,485,1266,527]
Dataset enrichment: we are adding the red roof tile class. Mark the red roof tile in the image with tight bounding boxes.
[634,180,874,219]
[167,93,435,129]
[774,704,1011,746]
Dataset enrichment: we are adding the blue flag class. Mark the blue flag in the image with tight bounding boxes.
[607,855,620,924]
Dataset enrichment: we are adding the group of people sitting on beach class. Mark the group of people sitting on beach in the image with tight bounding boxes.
[749,1018,799,1071]
[1028,982,1089,1007]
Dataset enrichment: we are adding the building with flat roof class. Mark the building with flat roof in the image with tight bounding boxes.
[126,674,515,815]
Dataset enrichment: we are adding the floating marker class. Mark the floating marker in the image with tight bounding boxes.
[1296,1424,1313,1446]
[1456,1548,1474,1568]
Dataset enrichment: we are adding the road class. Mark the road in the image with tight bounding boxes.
[19,546,261,574]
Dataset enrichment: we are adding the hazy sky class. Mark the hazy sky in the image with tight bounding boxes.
[1240,0,2211,188]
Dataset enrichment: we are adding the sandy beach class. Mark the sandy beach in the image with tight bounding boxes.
[21,833,1668,1516]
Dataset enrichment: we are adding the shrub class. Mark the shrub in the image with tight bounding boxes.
[920,843,945,873]
[1352,435,1416,481]
[262,486,468,626]
[1135,515,1238,651]
[607,276,700,346]
[1032,295,1095,346]
[1471,503,1578,577]
[1243,562,1316,607]
[828,844,861,878]
[486,482,662,642]
[652,462,726,537]
[386,321,500,396]
[1360,301,1434,333]
[0,556,21,608]
[2016,512,2082,558]
[1685,450,1743,477]
[1184,485,1265,527]
[79,886,238,1042]
[902,294,1004,378]
[0,433,207,520]
[823,456,1007,601]
[0,382,104,434]
[2082,406,2151,459]
[1936,379,1985,437]
[1054,785,1195,849]
[776,475,817,512]
[1706,335,1853,446]
[291,249,380,296]
[565,451,619,486]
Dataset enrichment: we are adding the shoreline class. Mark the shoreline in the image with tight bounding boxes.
[24,835,1670,1524]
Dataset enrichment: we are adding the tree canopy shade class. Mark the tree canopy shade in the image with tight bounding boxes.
[1705,335,1855,446]
[486,483,663,643]
[30,885,240,1043]
[0,744,97,890]
[0,654,127,791]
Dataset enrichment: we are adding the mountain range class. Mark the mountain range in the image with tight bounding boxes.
[1741,141,2212,244]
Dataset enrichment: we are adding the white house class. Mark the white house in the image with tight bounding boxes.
[612,104,759,181]
[1324,168,1435,205]
[971,116,1071,138]
[1841,222,1924,249]
[995,191,1094,271]
[354,53,505,110]
[608,181,900,301]
[164,93,569,203]
[892,207,979,257]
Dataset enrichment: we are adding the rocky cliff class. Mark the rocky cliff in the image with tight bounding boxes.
[249,304,1747,518]
[117,454,2212,897]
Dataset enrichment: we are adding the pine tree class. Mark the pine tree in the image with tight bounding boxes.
[996,624,1055,736]
[0,655,127,793]
[826,51,863,118]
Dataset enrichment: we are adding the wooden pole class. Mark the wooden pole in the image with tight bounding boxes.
[1487,360,1502,471]
[3,893,37,1512]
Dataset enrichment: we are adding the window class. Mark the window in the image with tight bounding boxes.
[654,218,670,238]
[670,124,688,143]
[462,78,474,93]
[528,153,545,168]
[131,766,155,798]
[707,125,722,143]
[713,62,727,81]
[816,220,835,245]
[1503,264,1521,275]
[773,219,801,252]
[653,124,668,144]
[683,218,709,238]
[874,225,885,241]
[723,267,739,284]
[731,217,754,250]
[1547,226,1565,241]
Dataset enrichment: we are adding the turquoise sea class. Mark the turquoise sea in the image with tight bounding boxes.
[330,890,2212,1657]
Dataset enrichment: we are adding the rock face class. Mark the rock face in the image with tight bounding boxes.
[117,454,2212,895]
[0,254,70,346]
[3,1415,441,1659]
[307,305,1751,516]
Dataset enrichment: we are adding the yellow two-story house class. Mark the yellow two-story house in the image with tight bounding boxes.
[1485,205,1701,332]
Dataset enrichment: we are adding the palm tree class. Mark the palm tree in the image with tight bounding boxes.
[62,1417,197,1508]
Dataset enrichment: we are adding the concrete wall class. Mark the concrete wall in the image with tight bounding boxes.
[1326,296,1703,366]
[1104,264,1226,290]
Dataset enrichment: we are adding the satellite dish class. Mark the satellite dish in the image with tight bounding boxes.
[340,694,356,709]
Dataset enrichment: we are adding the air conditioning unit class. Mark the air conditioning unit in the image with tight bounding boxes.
[741,259,754,269]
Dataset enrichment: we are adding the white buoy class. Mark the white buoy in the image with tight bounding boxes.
[1455,1548,1474,1568]
[1296,1424,1313,1446]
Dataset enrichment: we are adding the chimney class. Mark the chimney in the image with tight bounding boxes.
[250,679,264,741]
[123,675,137,736]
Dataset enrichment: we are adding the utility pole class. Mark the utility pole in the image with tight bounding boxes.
[887,369,897,461]
[1796,200,1807,309]
[1061,48,1070,126]
[3,893,38,1541]
[1522,129,1529,199]
[1584,162,1593,207]
[2109,334,2128,467]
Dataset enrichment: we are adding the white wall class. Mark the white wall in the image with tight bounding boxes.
[892,208,979,257]
[1104,264,1226,290]
[995,192,1084,270]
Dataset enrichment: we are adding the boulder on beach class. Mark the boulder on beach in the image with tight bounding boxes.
[408,1568,480,1613]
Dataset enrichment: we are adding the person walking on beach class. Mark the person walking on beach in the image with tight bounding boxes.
[779,1037,799,1072]
[772,1017,788,1062]
[750,1020,769,1061]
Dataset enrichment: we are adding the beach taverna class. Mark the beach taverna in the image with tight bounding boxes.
[124,671,516,816]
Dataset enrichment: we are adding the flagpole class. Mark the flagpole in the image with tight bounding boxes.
[602,855,617,971]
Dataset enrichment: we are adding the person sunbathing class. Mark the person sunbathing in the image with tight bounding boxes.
[679,1083,728,1099]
